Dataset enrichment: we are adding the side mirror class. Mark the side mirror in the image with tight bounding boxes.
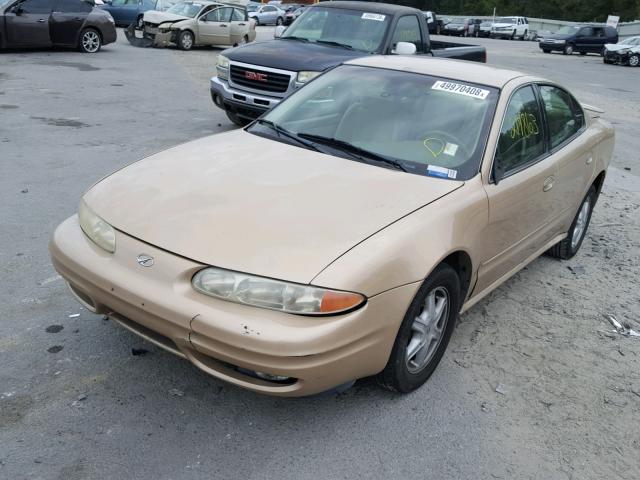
[274,25,286,38]
[393,41,417,55]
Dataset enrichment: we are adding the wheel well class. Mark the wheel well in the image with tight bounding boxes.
[78,26,102,45]
[593,170,606,196]
[441,251,473,301]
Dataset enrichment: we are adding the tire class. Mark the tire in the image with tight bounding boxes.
[629,53,640,67]
[563,43,574,55]
[225,110,251,127]
[378,264,461,393]
[510,30,515,40]
[547,186,597,260]
[520,29,527,40]
[177,30,194,50]
[276,17,283,26]
[542,49,551,54]
[78,28,101,53]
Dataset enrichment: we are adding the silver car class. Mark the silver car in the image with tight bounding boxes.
[248,4,284,26]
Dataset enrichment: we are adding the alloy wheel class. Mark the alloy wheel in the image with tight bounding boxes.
[405,287,450,374]
[82,31,100,53]
[571,197,591,249]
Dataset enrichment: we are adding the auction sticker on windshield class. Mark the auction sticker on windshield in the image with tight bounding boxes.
[432,81,490,100]
[362,13,386,21]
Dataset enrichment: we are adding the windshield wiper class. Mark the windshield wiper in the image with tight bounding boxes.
[280,36,309,42]
[296,133,407,172]
[314,40,354,50]
[255,120,321,152]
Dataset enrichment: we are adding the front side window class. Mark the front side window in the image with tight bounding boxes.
[252,65,499,180]
[579,27,594,36]
[391,15,423,53]
[282,7,390,53]
[539,85,583,149]
[205,7,231,22]
[54,0,92,12]
[495,86,545,175]
[20,0,54,13]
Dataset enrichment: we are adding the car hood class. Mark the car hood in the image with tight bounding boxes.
[492,22,516,28]
[605,43,639,52]
[224,39,367,71]
[143,10,190,24]
[84,130,463,284]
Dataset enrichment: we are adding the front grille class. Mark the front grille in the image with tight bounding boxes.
[230,65,291,93]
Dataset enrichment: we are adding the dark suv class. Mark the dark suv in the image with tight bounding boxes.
[539,24,618,56]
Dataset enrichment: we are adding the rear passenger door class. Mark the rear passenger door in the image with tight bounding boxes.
[50,0,93,46]
[575,27,594,51]
[229,7,248,44]
[476,85,557,292]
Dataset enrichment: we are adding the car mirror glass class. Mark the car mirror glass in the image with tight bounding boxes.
[274,25,286,38]
[393,42,417,55]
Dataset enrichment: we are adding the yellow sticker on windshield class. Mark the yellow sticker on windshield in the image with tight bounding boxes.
[424,138,445,157]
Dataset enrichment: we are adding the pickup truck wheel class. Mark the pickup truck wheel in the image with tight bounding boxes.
[78,28,101,53]
[510,30,515,40]
[547,186,596,260]
[563,43,574,55]
[520,29,527,40]
[225,110,251,127]
[178,30,194,50]
[629,54,640,67]
[378,264,460,393]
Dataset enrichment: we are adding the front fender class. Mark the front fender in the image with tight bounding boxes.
[311,176,488,298]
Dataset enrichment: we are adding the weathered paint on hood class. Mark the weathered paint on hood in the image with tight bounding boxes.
[84,130,462,283]
[143,10,189,24]
[223,39,367,71]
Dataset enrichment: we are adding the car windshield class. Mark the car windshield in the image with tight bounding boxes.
[250,65,499,180]
[166,2,203,17]
[497,17,517,23]
[246,4,259,12]
[557,26,580,35]
[281,7,390,52]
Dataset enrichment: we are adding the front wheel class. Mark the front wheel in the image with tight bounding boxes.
[563,43,574,55]
[629,53,640,67]
[378,264,460,393]
[276,17,283,26]
[78,28,101,53]
[547,186,596,260]
[178,30,194,50]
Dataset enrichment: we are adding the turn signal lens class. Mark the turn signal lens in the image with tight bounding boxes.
[192,267,365,315]
[78,200,116,253]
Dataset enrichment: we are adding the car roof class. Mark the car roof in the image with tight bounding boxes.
[311,1,420,16]
[344,56,533,89]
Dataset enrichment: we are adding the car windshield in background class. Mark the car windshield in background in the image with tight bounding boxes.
[556,26,580,35]
[281,7,390,52]
[253,65,499,180]
[246,4,258,12]
[166,2,203,17]
[497,17,517,23]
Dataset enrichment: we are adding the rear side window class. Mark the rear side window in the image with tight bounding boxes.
[231,8,244,21]
[579,27,594,36]
[539,85,584,149]
[391,15,423,53]
[54,0,92,12]
[495,86,545,174]
[20,0,54,13]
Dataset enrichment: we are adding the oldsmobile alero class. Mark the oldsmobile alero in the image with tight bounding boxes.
[50,56,615,396]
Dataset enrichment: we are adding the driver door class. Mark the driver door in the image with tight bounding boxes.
[4,0,54,46]
[197,6,231,46]
[229,7,248,44]
[476,85,558,293]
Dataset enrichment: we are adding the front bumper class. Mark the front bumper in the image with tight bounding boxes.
[491,30,515,38]
[210,76,283,120]
[603,50,629,64]
[50,216,417,396]
[539,41,564,51]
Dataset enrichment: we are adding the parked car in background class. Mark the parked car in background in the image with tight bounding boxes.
[101,0,176,27]
[491,16,528,40]
[248,3,284,25]
[211,2,486,125]
[245,1,259,14]
[603,36,640,66]
[478,21,492,37]
[51,56,614,396]
[0,0,116,52]
[539,24,618,55]
[421,10,437,34]
[127,0,255,49]
[283,5,304,25]
[442,17,481,37]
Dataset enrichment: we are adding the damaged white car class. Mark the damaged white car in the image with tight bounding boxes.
[603,36,640,66]
[126,0,256,50]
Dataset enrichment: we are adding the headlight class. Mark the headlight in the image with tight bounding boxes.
[78,200,115,253]
[296,71,322,83]
[618,48,630,54]
[192,267,365,315]
[216,55,230,80]
[555,39,566,44]
[157,23,173,30]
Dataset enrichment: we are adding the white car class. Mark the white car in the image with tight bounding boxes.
[248,4,285,26]
[491,16,528,40]
[603,36,640,66]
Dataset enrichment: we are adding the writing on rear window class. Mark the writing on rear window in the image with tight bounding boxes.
[431,81,490,100]
[361,13,386,21]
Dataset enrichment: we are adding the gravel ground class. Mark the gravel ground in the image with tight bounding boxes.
[1,28,639,480]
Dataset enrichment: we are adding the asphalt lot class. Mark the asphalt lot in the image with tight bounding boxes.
[1,28,639,480]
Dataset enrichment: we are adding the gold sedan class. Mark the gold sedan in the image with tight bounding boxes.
[50,56,614,396]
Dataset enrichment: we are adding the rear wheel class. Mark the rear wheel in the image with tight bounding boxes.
[563,43,574,55]
[629,53,640,67]
[547,186,596,260]
[178,30,194,50]
[78,28,101,53]
[378,264,460,393]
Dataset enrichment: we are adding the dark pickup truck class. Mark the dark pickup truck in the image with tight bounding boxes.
[211,1,486,125]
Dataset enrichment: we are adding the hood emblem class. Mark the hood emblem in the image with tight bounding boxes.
[245,71,268,82]
[136,254,154,267]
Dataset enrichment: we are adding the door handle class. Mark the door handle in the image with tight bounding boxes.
[238,23,245,26]
[543,176,554,192]
[586,156,593,165]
